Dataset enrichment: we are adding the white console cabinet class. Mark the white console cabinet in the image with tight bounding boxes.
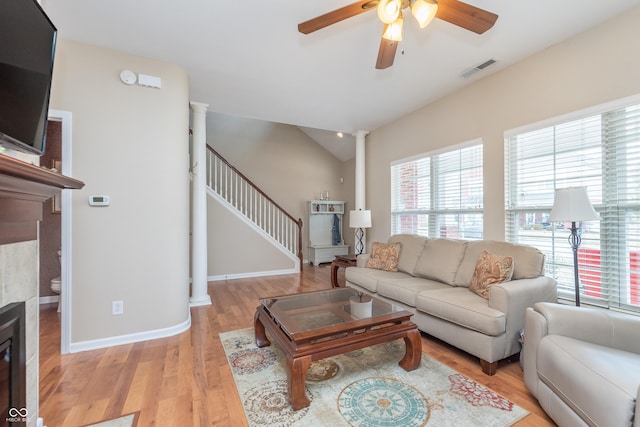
[308,200,348,265]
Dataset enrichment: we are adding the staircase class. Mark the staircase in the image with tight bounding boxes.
[206,146,303,271]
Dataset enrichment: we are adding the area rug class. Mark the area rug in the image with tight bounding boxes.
[220,328,529,427]
[85,412,138,427]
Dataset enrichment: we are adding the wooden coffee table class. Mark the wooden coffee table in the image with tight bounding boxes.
[253,287,422,410]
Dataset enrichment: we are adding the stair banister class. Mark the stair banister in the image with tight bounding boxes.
[206,145,304,271]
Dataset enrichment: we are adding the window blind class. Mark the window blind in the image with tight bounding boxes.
[505,101,640,311]
[391,141,483,239]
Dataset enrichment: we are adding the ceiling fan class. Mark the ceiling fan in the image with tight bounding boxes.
[298,0,498,69]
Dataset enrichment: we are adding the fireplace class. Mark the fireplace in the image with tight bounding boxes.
[0,302,26,426]
[0,154,83,426]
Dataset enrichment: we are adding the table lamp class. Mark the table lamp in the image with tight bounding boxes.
[349,209,372,255]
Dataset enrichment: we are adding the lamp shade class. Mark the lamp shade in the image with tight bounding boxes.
[382,13,404,41]
[411,0,438,28]
[349,210,372,228]
[377,0,401,24]
[548,187,601,222]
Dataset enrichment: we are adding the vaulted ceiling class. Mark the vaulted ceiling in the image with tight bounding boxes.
[43,0,640,160]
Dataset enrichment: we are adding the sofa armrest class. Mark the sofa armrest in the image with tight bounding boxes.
[356,254,370,268]
[532,302,640,354]
[488,276,557,357]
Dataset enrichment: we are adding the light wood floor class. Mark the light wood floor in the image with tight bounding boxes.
[39,264,556,426]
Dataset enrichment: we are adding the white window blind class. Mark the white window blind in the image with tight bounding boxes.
[505,101,640,311]
[391,142,483,239]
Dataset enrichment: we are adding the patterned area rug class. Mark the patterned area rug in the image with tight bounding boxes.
[85,413,138,427]
[220,328,529,427]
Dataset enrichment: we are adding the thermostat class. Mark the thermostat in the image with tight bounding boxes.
[89,195,110,206]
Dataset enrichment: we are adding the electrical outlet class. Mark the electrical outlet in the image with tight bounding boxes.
[112,300,124,315]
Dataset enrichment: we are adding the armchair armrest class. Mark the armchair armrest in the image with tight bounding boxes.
[522,306,546,396]
[523,301,640,398]
[636,386,640,427]
[356,254,370,268]
[532,302,640,354]
[488,276,557,357]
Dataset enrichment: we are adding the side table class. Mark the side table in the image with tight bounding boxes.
[330,254,357,288]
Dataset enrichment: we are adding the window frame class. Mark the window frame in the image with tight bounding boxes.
[504,94,640,313]
[391,138,484,239]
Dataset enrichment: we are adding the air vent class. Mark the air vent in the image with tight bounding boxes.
[460,59,497,79]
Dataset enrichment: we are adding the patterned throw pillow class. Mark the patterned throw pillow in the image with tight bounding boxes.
[469,250,514,299]
[366,242,402,272]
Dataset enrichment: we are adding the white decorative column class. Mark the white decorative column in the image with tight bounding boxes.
[353,130,369,251]
[189,102,212,307]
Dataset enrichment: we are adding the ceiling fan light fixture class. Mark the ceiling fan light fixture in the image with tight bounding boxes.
[411,0,438,29]
[382,12,404,41]
[377,0,401,24]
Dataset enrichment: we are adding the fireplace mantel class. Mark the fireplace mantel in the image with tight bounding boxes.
[0,154,84,245]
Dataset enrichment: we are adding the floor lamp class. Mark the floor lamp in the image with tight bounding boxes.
[548,187,600,306]
[349,210,372,255]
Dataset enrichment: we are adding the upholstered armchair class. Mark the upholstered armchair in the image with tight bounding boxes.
[523,302,640,427]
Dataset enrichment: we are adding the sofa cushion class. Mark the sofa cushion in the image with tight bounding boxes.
[537,335,640,427]
[454,240,544,286]
[367,241,402,272]
[468,250,514,299]
[414,238,467,285]
[376,277,450,308]
[345,267,412,293]
[388,234,427,275]
[415,287,506,336]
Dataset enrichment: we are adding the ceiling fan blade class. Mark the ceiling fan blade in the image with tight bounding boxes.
[298,0,378,34]
[375,29,398,69]
[435,0,498,34]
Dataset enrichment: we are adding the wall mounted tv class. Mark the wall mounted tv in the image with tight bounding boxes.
[0,0,57,156]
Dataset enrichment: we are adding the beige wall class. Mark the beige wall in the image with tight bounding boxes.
[206,113,351,263]
[365,6,640,247]
[208,196,297,276]
[50,39,191,343]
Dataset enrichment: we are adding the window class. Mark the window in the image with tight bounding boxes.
[391,140,483,239]
[505,97,640,311]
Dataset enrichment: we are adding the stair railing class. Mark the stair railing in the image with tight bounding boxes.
[206,146,303,271]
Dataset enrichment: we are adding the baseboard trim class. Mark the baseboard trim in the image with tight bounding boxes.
[68,314,191,353]
[39,295,60,305]
[208,268,298,282]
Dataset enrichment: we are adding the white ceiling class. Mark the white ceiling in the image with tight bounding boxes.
[42,0,640,161]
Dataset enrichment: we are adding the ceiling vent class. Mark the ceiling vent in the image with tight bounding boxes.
[460,59,497,79]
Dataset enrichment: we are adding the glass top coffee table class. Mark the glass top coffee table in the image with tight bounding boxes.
[253,287,421,410]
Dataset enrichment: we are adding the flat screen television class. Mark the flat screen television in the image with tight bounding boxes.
[0,0,57,156]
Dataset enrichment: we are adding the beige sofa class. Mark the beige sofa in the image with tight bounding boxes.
[524,302,640,427]
[345,234,557,375]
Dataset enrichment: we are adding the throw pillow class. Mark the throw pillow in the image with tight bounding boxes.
[468,250,514,299]
[366,242,402,272]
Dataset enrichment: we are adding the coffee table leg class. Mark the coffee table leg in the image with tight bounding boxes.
[399,328,422,371]
[287,355,312,410]
[254,308,270,348]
